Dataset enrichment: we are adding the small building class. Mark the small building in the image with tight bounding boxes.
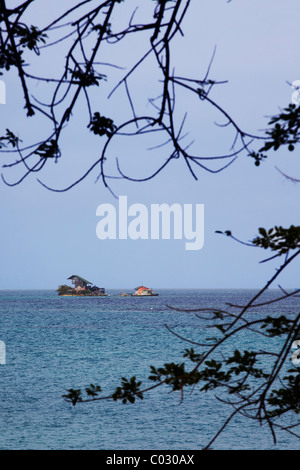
[68,275,92,289]
[132,286,158,296]
[90,285,106,295]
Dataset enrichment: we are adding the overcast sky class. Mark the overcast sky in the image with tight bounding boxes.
[0,0,299,290]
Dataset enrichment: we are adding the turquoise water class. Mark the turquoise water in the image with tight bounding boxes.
[0,289,299,450]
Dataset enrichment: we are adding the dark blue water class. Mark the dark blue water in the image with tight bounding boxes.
[0,289,299,450]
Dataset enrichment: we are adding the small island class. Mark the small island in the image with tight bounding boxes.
[131,286,158,296]
[57,275,107,296]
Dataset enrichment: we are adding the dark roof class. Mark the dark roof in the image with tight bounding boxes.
[68,275,92,285]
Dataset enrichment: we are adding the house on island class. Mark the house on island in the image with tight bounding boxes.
[57,275,106,296]
[132,286,158,296]
[68,275,92,289]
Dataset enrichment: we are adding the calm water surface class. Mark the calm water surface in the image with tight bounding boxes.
[0,289,299,450]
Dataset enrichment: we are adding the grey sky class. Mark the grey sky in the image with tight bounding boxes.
[0,0,299,289]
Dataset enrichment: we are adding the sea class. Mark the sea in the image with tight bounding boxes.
[0,288,299,450]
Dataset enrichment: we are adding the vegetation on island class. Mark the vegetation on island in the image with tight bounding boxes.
[57,285,73,296]
[57,283,106,296]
